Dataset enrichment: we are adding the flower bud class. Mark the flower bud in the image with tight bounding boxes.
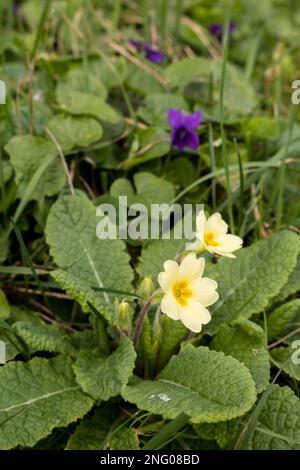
[138,275,154,299]
[117,300,132,332]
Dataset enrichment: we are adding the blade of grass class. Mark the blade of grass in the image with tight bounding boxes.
[31,0,52,59]
[208,123,217,211]
[142,0,150,40]
[234,138,245,232]
[234,368,283,450]
[0,148,5,219]
[244,29,263,81]
[174,0,183,36]
[275,105,295,229]
[220,16,234,232]
[11,218,50,308]
[10,219,43,289]
[170,159,292,204]
[95,47,136,121]
[111,0,122,33]
[158,0,169,44]
[6,152,57,237]
[142,413,189,450]
[0,266,48,275]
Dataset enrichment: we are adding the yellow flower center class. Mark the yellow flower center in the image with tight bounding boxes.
[204,231,219,247]
[172,280,193,307]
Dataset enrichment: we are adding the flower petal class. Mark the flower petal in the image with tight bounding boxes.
[217,233,243,253]
[158,272,172,292]
[191,277,219,306]
[206,212,228,236]
[168,109,184,129]
[185,238,204,252]
[171,129,187,150]
[179,302,211,332]
[184,111,203,130]
[161,293,180,319]
[186,131,200,150]
[145,49,165,63]
[178,253,205,281]
[163,259,178,277]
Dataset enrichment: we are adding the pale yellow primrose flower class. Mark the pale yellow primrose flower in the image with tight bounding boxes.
[188,210,243,258]
[158,252,219,333]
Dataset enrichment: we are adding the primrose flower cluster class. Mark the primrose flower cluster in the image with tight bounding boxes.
[158,211,243,333]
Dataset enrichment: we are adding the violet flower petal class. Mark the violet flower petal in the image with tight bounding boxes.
[186,132,200,150]
[168,109,184,128]
[184,111,203,130]
[145,49,165,64]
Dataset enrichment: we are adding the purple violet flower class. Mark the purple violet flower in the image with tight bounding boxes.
[168,109,203,151]
[129,39,165,64]
[210,22,236,39]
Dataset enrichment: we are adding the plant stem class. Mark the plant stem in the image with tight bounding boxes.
[133,299,152,346]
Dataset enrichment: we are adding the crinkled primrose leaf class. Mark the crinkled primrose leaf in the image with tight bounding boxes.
[122,345,257,423]
[0,356,93,450]
[211,320,270,392]
[204,230,300,335]
[46,191,134,300]
[51,269,118,327]
[73,337,136,401]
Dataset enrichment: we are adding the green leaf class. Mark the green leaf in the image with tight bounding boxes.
[66,405,139,450]
[5,135,65,200]
[139,315,159,378]
[57,69,107,99]
[45,191,134,300]
[211,320,270,392]
[123,345,256,423]
[110,171,175,207]
[56,70,119,123]
[47,114,103,151]
[157,315,187,371]
[165,57,212,88]
[194,419,242,449]
[124,128,170,170]
[248,385,300,450]
[270,346,300,380]
[0,161,13,188]
[274,255,300,303]
[133,171,174,206]
[0,289,9,320]
[51,269,117,327]
[66,406,116,450]
[245,117,280,141]
[73,337,136,401]
[109,427,139,450]
[126,62,163,95]
[0,356,93,449]
[88,57,128,88]
[267,299,300,341]
[137,236,185,283]
[205,231,300,335]
[137,93,188,127]
[164,157,197,190]
[57,91,120,123]
[12,321,75,355]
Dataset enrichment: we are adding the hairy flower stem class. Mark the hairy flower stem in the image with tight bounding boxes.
[133,299,152,347]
